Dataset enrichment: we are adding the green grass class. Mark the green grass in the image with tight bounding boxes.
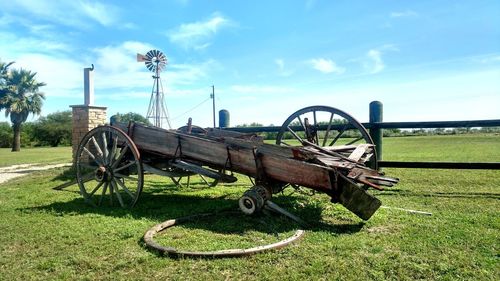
[383,134,500,162]
[0,146,72,167]
[0,135,499,280]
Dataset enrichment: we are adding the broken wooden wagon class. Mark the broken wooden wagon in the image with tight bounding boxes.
[75,105,398,220]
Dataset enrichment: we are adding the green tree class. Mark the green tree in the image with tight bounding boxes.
[33,111,72,147]
[0,61,46,151]
[0,122,12,148]
[111,112,151,125]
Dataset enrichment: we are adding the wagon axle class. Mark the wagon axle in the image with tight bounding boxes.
[94,166,109,182]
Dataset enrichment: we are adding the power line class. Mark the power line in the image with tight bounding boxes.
[171,97,211,121]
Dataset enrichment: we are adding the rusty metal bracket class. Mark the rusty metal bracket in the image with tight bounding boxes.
[126,121,136,139]
[252,148,267,185]
[173,134,183,159]
[222,146,234,176]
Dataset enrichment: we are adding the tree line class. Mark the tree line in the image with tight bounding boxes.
[0,111,151,148]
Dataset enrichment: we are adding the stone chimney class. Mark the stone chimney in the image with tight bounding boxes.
[70,65,106,164]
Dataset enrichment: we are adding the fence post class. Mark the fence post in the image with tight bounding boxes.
[369,101,383,163]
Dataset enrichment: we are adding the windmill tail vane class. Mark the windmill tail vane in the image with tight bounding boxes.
[137,49,171,129]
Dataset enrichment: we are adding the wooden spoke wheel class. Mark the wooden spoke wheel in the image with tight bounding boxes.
[276,106,377,193]
[276,105,376,167]
[76,125,144,208]
[176,125,208,135]
[172,125,219,188]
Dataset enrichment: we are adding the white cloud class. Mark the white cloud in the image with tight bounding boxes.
[80,1,119,26]
[363,45,398,74]
[275,58,294,77]
[0,0,124,28]
[390,10,418,18]
[477,54,500,64]
[0,32,71,56]
[308,58,345,74]
[14,53,84,99]
[167,13,232,49]
[366,50,384,74]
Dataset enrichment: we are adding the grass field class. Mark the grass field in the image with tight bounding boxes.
[0,146,72,167]
[0,134,498,280]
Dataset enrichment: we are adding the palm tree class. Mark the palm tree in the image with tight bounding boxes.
[0,63,46,151]
[0,60,14,84]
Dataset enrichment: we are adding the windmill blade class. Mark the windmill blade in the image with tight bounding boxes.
[143,49,167,73]
[137,53,147,62]
[145,61,155,72]
[146,50,156,60]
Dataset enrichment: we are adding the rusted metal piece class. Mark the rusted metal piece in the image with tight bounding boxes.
[143,212,305,258]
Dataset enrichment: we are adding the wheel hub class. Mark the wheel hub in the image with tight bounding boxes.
[95,166,108,182]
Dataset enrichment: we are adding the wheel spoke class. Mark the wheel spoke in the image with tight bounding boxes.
[113,177,136,199]
[98,182,108,206]
[313,110,319,144]
[82,147,103,166]
[287,126,305,144]
[88,181,104,197]
[111,145,129,169]
[109,182,114,205]
[322,113,334,147]
[101,132,109,164]
[296,116,306,132]
[111,180,125,207]
[199,175,210,186]
[329,123,348,146]
[90,136,105,163]
[114,160,138,173]
[346,136,364,145]
[114,173,139,181]
[171,177,183,187]
[109,135,118,164]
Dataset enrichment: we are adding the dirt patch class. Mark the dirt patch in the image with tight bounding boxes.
[0,163,71,184]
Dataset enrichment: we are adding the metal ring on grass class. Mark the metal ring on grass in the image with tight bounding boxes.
[143,212,305,258]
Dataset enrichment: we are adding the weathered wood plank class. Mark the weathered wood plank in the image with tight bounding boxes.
[348,144,371,162]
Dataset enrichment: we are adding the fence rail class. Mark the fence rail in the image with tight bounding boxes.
[220,101,500,170]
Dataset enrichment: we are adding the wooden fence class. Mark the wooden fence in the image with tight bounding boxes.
[221,101,500,170]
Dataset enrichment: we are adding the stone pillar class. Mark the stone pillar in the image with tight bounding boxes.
[70,105,107,164]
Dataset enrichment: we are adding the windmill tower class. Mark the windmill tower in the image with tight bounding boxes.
[137,50,171,128]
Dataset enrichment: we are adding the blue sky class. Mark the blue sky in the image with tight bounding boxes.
[1,0,499,128]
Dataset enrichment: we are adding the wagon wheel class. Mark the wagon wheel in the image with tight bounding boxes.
[76,125,144,208]
[173,125,219,188]
[276,105,377,193]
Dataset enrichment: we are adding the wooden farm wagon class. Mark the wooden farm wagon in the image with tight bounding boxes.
[75,106,398,220]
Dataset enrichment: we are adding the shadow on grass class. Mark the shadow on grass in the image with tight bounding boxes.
[22,186,364,236]
[376,189,500,200]
[51,166,77,182]
[39,167,364,236]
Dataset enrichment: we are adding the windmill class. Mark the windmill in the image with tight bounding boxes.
[137,49,171,128]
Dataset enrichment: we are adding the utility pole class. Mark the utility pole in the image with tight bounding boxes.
[211,85,216,128]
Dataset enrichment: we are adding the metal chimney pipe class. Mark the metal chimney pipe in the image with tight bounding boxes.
[84,64,94,106]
